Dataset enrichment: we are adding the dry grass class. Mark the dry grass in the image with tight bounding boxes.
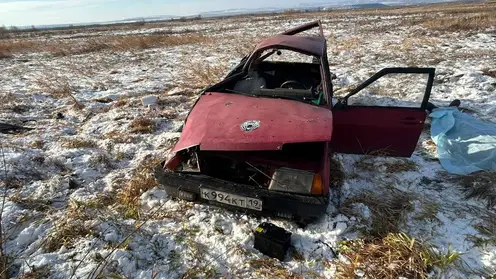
[230,37,258,57]
[156,136,180,150]
[113,99,128,108]
[352,157,377,172]
[0,27,9,39]
[182,60,227,90]
[421,138,436,152]
[451,171,496,208]
[419,138,438,161]
[0,40,37,59]
[89,153,113,169]
[2,2,491,60]
[0,34,212,57]
[422,11,496,32]
[482,68,496,78]
[468,211,496,250]
[104,131,137,144]
[33,75,84,108]
[279,1,496,22]
[336,232,461,279]
[29,140,44,149]
[0,255,6,279]
[152,201,193,221]
[475,211,496,237]
[175,235,222,279]
[386,37,441,53]
[248,259,299,279]
[129,117,155,134]
[385,160,418,173]
[330,156,345,188]
[181,266,219,279]
[117,158,161,219]
[67,195,115,221]
[92,97,114,103]
[62,138,97,149]
[0,92,18,110]
[44,219,94,252]
[18,266,51,279]
[47,158,71,174]
[342,190,414,236]
[9,194,51,211]
[45,34,211,56]
[5,104,33,114]
[45,38,107,56]
[0,177,23,190]
[35,76,71,97]
[158,94,191,106]
[386,2,496,29]
[414,201,440,222]
[112,34,211,51]
[0,47,11,59]
[354,157,418,174]
[329,35,362,53]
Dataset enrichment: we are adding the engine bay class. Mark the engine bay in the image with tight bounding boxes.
[169,142,326,193]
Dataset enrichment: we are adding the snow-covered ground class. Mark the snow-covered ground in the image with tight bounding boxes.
[1,6,495,279]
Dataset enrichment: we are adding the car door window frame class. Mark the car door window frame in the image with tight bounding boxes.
[335,67,435,110]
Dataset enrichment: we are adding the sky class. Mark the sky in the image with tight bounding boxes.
[0,0,309,26]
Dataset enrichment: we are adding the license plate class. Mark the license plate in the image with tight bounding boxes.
[200,188,263,211]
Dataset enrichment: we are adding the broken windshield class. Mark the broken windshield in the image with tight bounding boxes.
[225,48,325,105]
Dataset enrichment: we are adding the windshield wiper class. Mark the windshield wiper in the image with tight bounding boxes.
[224,89,317,105]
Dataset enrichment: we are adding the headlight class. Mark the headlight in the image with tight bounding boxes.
[269,167,323,195]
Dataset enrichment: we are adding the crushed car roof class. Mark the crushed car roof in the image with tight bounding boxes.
[254,35,326,57]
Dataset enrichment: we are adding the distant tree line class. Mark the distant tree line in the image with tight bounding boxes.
[0,25,38,39]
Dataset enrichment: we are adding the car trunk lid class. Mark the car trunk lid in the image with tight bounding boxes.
[171,92,333,153]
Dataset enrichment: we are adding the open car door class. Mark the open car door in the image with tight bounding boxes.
[330,68,435,157]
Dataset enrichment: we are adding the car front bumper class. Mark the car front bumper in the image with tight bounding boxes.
[154,166,329,223]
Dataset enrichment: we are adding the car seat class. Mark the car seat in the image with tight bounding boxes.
[233,72,266,94]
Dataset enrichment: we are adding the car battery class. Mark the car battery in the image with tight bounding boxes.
[253,222,292,261]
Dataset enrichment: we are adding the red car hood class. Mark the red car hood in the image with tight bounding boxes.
[171,92,333,152]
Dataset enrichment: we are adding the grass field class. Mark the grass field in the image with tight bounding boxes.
[1,1,495,278]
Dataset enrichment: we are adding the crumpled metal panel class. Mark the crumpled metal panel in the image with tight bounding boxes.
[254,35,326,57]
[171,92,333,153]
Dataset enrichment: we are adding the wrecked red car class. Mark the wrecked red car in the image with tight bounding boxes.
[155,21,434,224]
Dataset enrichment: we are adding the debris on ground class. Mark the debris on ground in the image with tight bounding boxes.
[0,122,33,134]
[431,107,496,175]
[254,222,292,261]
[0,2,495,278]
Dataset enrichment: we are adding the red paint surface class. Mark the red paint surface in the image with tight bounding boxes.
[330,107,426,157]
[254,35,326,56]
[171,92,333,153]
